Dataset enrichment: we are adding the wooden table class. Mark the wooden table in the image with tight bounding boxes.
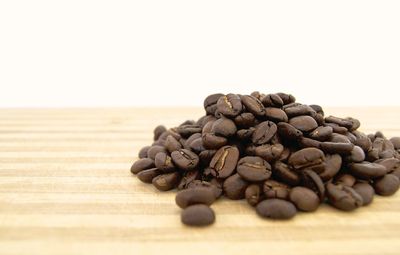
[1,107,399,255]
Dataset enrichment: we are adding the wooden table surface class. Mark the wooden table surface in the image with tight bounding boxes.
[1,107,400,255]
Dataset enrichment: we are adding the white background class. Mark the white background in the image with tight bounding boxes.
[0,0,399,107]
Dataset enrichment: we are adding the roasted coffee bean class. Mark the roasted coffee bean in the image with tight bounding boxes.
[349,162,387,179]
[261,93,284,107]
[181,204,215,226]
[346,146,365,163]
[319,154,342,181]
[301,169,325,201]
[288,148,325,171]
[263,180,290,200]
[353,182,375,205]
[201,133,228,149]
[131,158,155,174]
[202,119,215,134]
[189,137,205,153]
[299,137,321,148]
[373,174,400,196]
[223,174,248,200]
[284,105,315,118]
[153,125,167,141]
[309,104,324,115]
[198,115,217,128]
[204,93,224,115]
[138,146,151,159]
[178,170,200,190]
[175,187,216,208]
[308,126,333,141]
[289,187,320,212]
[273,161,300,186]
[335,174,356,187]
[375,158,400,173]
[265,107,288,122]
[171,149,199,171]
[237,156,272,182]
[320,142,354,155]
[155,152,175,172]
[209,146,240,178]
[245,184,263,206]
[147,145,167,160]
[152,172,180,191]
[184,133,202,149]
[137,168,161,183]
[326,182,363,211]
[211,118,237,137]
[256,199,297,219]
[393,169,400,179]
[390,137,400,150]
[240,95,265,116]
[216,94,243,117]
[277,122,303,141]
[254,144,284,162]
[353,131,372,152]
[252,121,277,145]
[236,128,255,140]
[187,180,222,198]
[234,112,256,128]
[198,149,216,166]
[289,115,318,132]
[347,117,361,131]
[165,135,182,153]
[325,116,354,129]
[329,133,351,143]
[177,124,202,138]
[276,92,296,105]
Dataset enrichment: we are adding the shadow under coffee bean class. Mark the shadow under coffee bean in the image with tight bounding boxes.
[130,92,400,226]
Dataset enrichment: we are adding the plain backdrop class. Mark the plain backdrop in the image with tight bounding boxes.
[0,0,399,107]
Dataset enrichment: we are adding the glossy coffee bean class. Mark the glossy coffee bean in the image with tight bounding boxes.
[138,146,151,159]
[301,169,325,201]
[289,187,320,212]
[240,95,265,116]
[353,182,375,205]
[216,94,243,117]
[187,180,222,198]
[284,104,315,117]
[204,93,224,115]
[299,137,321,149]
[177,170,200,190]
[353,131,372,152]
[137,168,161,183]
[346,146,365,163]
[211,118,237,137]
[263,180,290,200]
[223,174,248,200]
[319,154,342,181]
[181,204,215,226]
[256,199,297,219]
[254,144,284,162]
[335,174,356,187]
[308,126,333,141]
[349,162,387,179]
[265,107,288,122]
[184,133,202,149]
[324,123,348,134]
[153,125,167,141]
[320,142,354,155]
[252,121,277,145]
[237,156,272,182]
[325,116,353,129]
[390,137,400,150]
[152,172,180,191]
[289,116,318,132]
[175,187,216,208]
[147,145,167,160]
[131,158,155,174]
[277,122,303,141]
[177,124,202,138]
[245,184,263,206]
[171,149,199,171]
[210,146,240,178]
[375,158,400,173]
[273,161,300,186]
[373,174,400,196]
[236,128,255,140]
[326,182,363,211]
[276,92,296,105]
[288,148,325,171]
[165,135,182,153]
[155,152,175,172]
[261,93,284,107]
[234,112,256,128]
[201,133,228,149]
[189,137,205,153]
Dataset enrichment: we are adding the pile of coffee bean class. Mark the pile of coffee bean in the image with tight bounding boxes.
[131,92,400,226]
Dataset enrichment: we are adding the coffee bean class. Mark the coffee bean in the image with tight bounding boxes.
[273,161,300,186]
[263,180,290,200]
[261,93,284,107]
[346,117,361,131]
[138,146,151,159]
[177,125,202,138]
[326,182,363,211]
[187,180,222,198]
[152,172,180,191]
[277,122,303,141]
[216,94,243,117]
[211,118,237,137]
[254,144,284,162]
[210,146,240,178]
[236,128,255,140]
[240,95,265,116]
[325,116,353,129]
[335,174,356,187]
[147,145,167,160]
[390,137,400,150]
[198,149,216,166]
[373,174,400,196]
[136,168,161,183]
[324,123,348,134]
[189,137,205,153]
[245,184,263,206]
[284,105,315,118]
[289,187,320,212]
[181,204,215,226]
[353,182,374,205]
[346,146,365,163]
[131,158,155,174]
[171,149,199,171]
[256,199,297,219]
[276,92,296,105]
[349,162,387,179]
[175,187,216,208]
[237,156,272,182]
[155,152,175,172]
[165,135,182,153]
[223,174,248,200]
[204,93,224,115]
[154,125,167,141]
[183,133,202,150]
[252,121,277,145]
[309,104,324,115]
[320,142,354,155]
[288,148,325,171]
[308,126,333,141]
[301,169,325,201]
[265,108,288,122]
[234,112,256,128]
[319,154,342,181]
[299,137,322,149]
[375,158,400,173]
[353,131,372,152]
[177,170,200,190]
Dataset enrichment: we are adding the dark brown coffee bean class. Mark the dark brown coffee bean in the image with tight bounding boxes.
[319,154,342,181]
[335,174,356,187]
[308,126,333,141]
[346,146,365,163]
[309,104,324,115]
[216,94,243,117]
[288,148,325,171]
[177,170,200,190]
[236,128,255,140]
[284,105,315,118]
[147,145,167,160]
[261,93,284,107]
[176,124,202,138]
[252,121,277,145]
[289,116,318,132]
[254,144,284,162]
[289,186,320,212]
[373,174,400,196]
[234,112,256,128]
[330,133,352,143]
[175,187,216,208]
[209,146,240,178]
[325,116,353,129]
[276,92,296,105]
[189,137,205,153]
[237,156,272,182]
[349,162,387,179]
[211,118,237,137]
[201,133,228,150]
[152,172,180,191]
[137,168,161,183]
[204,93,224,115]
[320,142,354,155]
[277,122,303,140]
[299,137,322,148]
[198,149,216,166]
[131,158,155,174]
[153,125,167,141]
[273,161,300,186]
[181,204,215,226]
[375,158,400,173]
[240,95,265,116]
[353,182,374,205]
[324,123,348,134]
[138,146,151,159]
[393,169,400,179]
[245,184,263,206]
[202,119,215,134]
[171,149,199,171]
[223,174,248,200]
[256,199,297,219]
[265,108,288,122]
[353,131,372,152]
[183,133,202,150]
[390,137,400,150]
[165,135,182,153]
[326,182,363,211]
[263,180,290,200]
[301,169,325,201]
[187,180,222,198]
[154,152,175,172]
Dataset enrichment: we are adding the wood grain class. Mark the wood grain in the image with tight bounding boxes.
[0,107,399,255]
